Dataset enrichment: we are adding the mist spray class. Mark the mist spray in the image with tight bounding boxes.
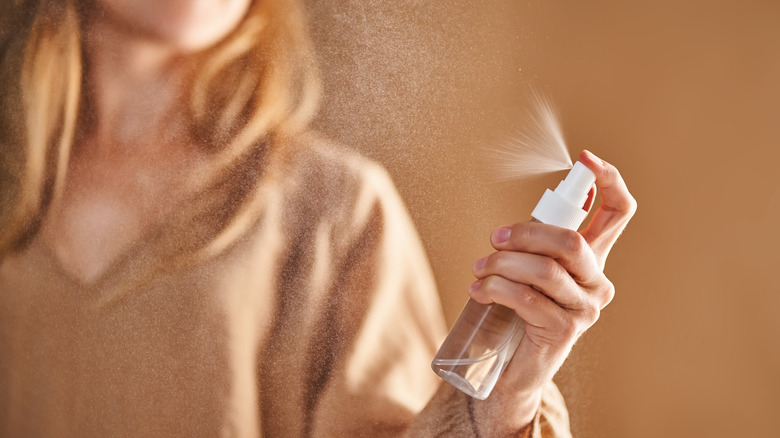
[431,161,596,400]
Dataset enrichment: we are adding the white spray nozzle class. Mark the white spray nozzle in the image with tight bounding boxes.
[531,161,596,230]
[554,161,596,208]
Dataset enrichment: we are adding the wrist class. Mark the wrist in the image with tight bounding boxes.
[470,387,542,436]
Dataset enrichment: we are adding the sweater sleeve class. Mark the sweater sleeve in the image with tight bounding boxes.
[307,161,571,437]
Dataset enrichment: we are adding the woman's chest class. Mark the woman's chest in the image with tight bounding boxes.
[41,147,209,285]
[0,228,281,436]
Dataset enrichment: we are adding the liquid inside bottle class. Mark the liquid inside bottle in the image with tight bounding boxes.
[431,299,525,400]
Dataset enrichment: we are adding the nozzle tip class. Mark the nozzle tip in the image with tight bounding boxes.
[565,161,596,191]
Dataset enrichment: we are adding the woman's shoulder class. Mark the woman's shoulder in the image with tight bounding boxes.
[279,132,401,213]
[283,131,387,182]
[269,130,413,256]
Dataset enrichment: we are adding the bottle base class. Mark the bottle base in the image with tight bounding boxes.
[435,368,491,400]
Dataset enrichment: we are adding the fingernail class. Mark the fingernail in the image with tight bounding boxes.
[473,256,487,272]
[492,227,511,244]
[468,280,482,295]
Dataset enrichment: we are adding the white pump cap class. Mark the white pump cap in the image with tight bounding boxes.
[531,161,596,230]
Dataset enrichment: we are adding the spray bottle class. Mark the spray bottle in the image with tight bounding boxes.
[431,161,596,400]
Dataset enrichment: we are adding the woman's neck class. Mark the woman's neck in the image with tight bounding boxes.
[81,15,195,155]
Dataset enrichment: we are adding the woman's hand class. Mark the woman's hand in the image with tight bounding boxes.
[466,150,637,434]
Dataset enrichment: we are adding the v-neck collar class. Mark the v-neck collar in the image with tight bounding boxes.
[29,175,277,310]
[33,211,170,295]
[30,174,214,297]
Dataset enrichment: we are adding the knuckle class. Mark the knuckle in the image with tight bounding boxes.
[583,304,601,326]
[481,275,502,295]
[627,195,638,216]
[562,229,587,255]
[490,251,509,272]
[521,286,539,306]
[536,258,562,283]
[480,276,495,294]
[615,194,638,217]
[601,279,616,307]
[470,277,496,304]
[557,316,579,340]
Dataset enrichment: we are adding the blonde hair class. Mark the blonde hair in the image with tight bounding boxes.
[0,0,321,263]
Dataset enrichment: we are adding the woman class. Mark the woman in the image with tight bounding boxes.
[0,0,636,436]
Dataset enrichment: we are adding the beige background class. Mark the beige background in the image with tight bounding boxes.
[309,1,780,437]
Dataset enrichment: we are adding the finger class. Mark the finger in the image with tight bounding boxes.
[490,222,602,284]
[579,150,637,217]
[577,150,638,264]
[467,275,570,331]
[473,250,588,310]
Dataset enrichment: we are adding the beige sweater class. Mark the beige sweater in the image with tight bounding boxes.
[0,135,570,437]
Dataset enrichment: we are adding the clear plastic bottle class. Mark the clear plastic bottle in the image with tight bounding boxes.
[432,161,596,399]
